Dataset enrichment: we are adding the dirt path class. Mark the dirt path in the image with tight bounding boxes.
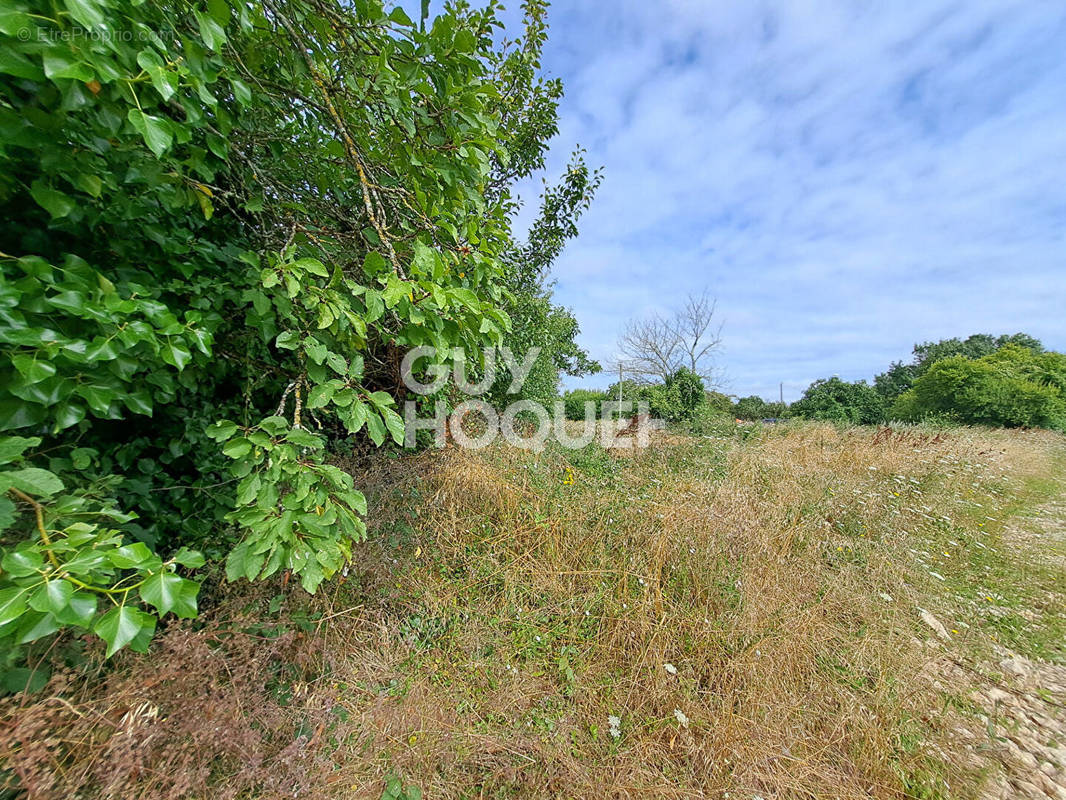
[956,497,1066,799]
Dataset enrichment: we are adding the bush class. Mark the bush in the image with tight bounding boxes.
[891,346,1066,429]
[647,368,705,423]
[791,378,886,425]
[734,396,787,421]
[0,0,569,662]
[563,389,607,420]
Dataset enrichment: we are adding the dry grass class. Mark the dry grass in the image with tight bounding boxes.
[3,422,1064,799]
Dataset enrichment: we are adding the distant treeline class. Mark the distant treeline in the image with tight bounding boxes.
[564,334,1066,431]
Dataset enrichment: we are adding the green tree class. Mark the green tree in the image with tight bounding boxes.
[875,333,1044,400]
[734,396,787,421]
[0,0,571,661]
[791,378,886,425]
[891,346,1066,429]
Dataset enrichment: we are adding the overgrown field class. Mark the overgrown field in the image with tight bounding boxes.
[3,423,1064,799]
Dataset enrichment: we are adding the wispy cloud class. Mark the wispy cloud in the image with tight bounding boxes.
[521,0,1066,399]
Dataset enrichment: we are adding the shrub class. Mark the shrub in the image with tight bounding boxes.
[647,368,705,423]
[0,0,571,661]
[891,346,1066,429]
[563,389,607,420]
[734,395,788,421]
[791,378,886,425]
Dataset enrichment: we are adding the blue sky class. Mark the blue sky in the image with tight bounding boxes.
[504,1,1066,401]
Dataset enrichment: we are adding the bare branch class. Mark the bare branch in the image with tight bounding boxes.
[617,291,723,387]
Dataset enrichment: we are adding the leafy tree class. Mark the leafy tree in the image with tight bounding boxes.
[875,333,1044,400]
[0,0,571,660]
[791,378,886,425]
[733,396,787,421]
[704,391,735,415]
[891,345,1066,429]
[646,368,705,423]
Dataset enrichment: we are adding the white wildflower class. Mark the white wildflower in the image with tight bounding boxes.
[673,708,689,728]
[608,715,621,739]
[663,663,677,675]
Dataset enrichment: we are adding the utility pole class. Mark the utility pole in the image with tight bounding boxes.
[618,363,623,409]
[779,382,784,405]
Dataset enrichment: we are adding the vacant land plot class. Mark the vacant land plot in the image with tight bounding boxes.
[3,423,1064,799]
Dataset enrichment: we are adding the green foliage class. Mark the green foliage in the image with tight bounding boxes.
[891,346,1066,429]
[733,395,787,421]
[791,378,886,425]
[647,368,705,423]
[875,333,1044,400]
[0,0,568,660]
[562,389,606,421]
[0,436,200,659]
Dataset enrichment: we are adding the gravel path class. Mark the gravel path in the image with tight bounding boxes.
[966,498,1066,800]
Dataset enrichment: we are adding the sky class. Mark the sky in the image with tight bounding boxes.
[503,0,1066,401]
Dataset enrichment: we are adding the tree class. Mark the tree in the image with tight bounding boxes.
[618,291,722,386]
[734,396,787,421]
[791,378,886,425]
[0,0,571,661]
[875,333,1044,400]
[891,345,1066,429]
[646,368,706,423]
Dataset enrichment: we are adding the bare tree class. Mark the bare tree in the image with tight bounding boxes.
[617,291,722,386]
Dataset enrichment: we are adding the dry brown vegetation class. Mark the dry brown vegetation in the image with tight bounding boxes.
[2,422,1064,799]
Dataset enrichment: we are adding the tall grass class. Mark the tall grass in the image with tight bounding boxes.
[3,423,1063,799]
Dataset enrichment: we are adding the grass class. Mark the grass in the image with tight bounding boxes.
[2,422,1064,799]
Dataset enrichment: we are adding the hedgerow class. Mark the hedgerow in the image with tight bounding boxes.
[0,0,594,671]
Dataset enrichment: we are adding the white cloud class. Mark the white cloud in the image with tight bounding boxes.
[524,0,1066,399]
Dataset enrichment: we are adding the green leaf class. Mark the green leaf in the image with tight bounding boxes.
[291,257,329,277]
[0,496,14,531]
[304,340,328,364]
[42,51,94,82]
[326,351,347,375]
[206,420,238,441]
[389,7,414,26]
[366,413,386,446]
[55,592,96,627]
[161,339,193,370]
[275,331,300,350]
[124,390,153,416]
[64,0,105,28]
[285,428,322,448]
[74,172,103,198]
[0,586,30,625]
[136,48,177,101]
[306,383,334,409]
[29,579,74,615]
[381,407,405,446]
[231,78,251,105]
[1,666,50,694]
[3,468,64,497]
[172,547,206,569]
[30,180,75,219]
[222,437,252,458]
[127,109,173,157]
[139,571,197,617]
[94,606,155,657]
[195,9,228,50]
[108,542,153,569]
[18,610,60,643]
[0,436,41,464]
[1,548,42,577]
